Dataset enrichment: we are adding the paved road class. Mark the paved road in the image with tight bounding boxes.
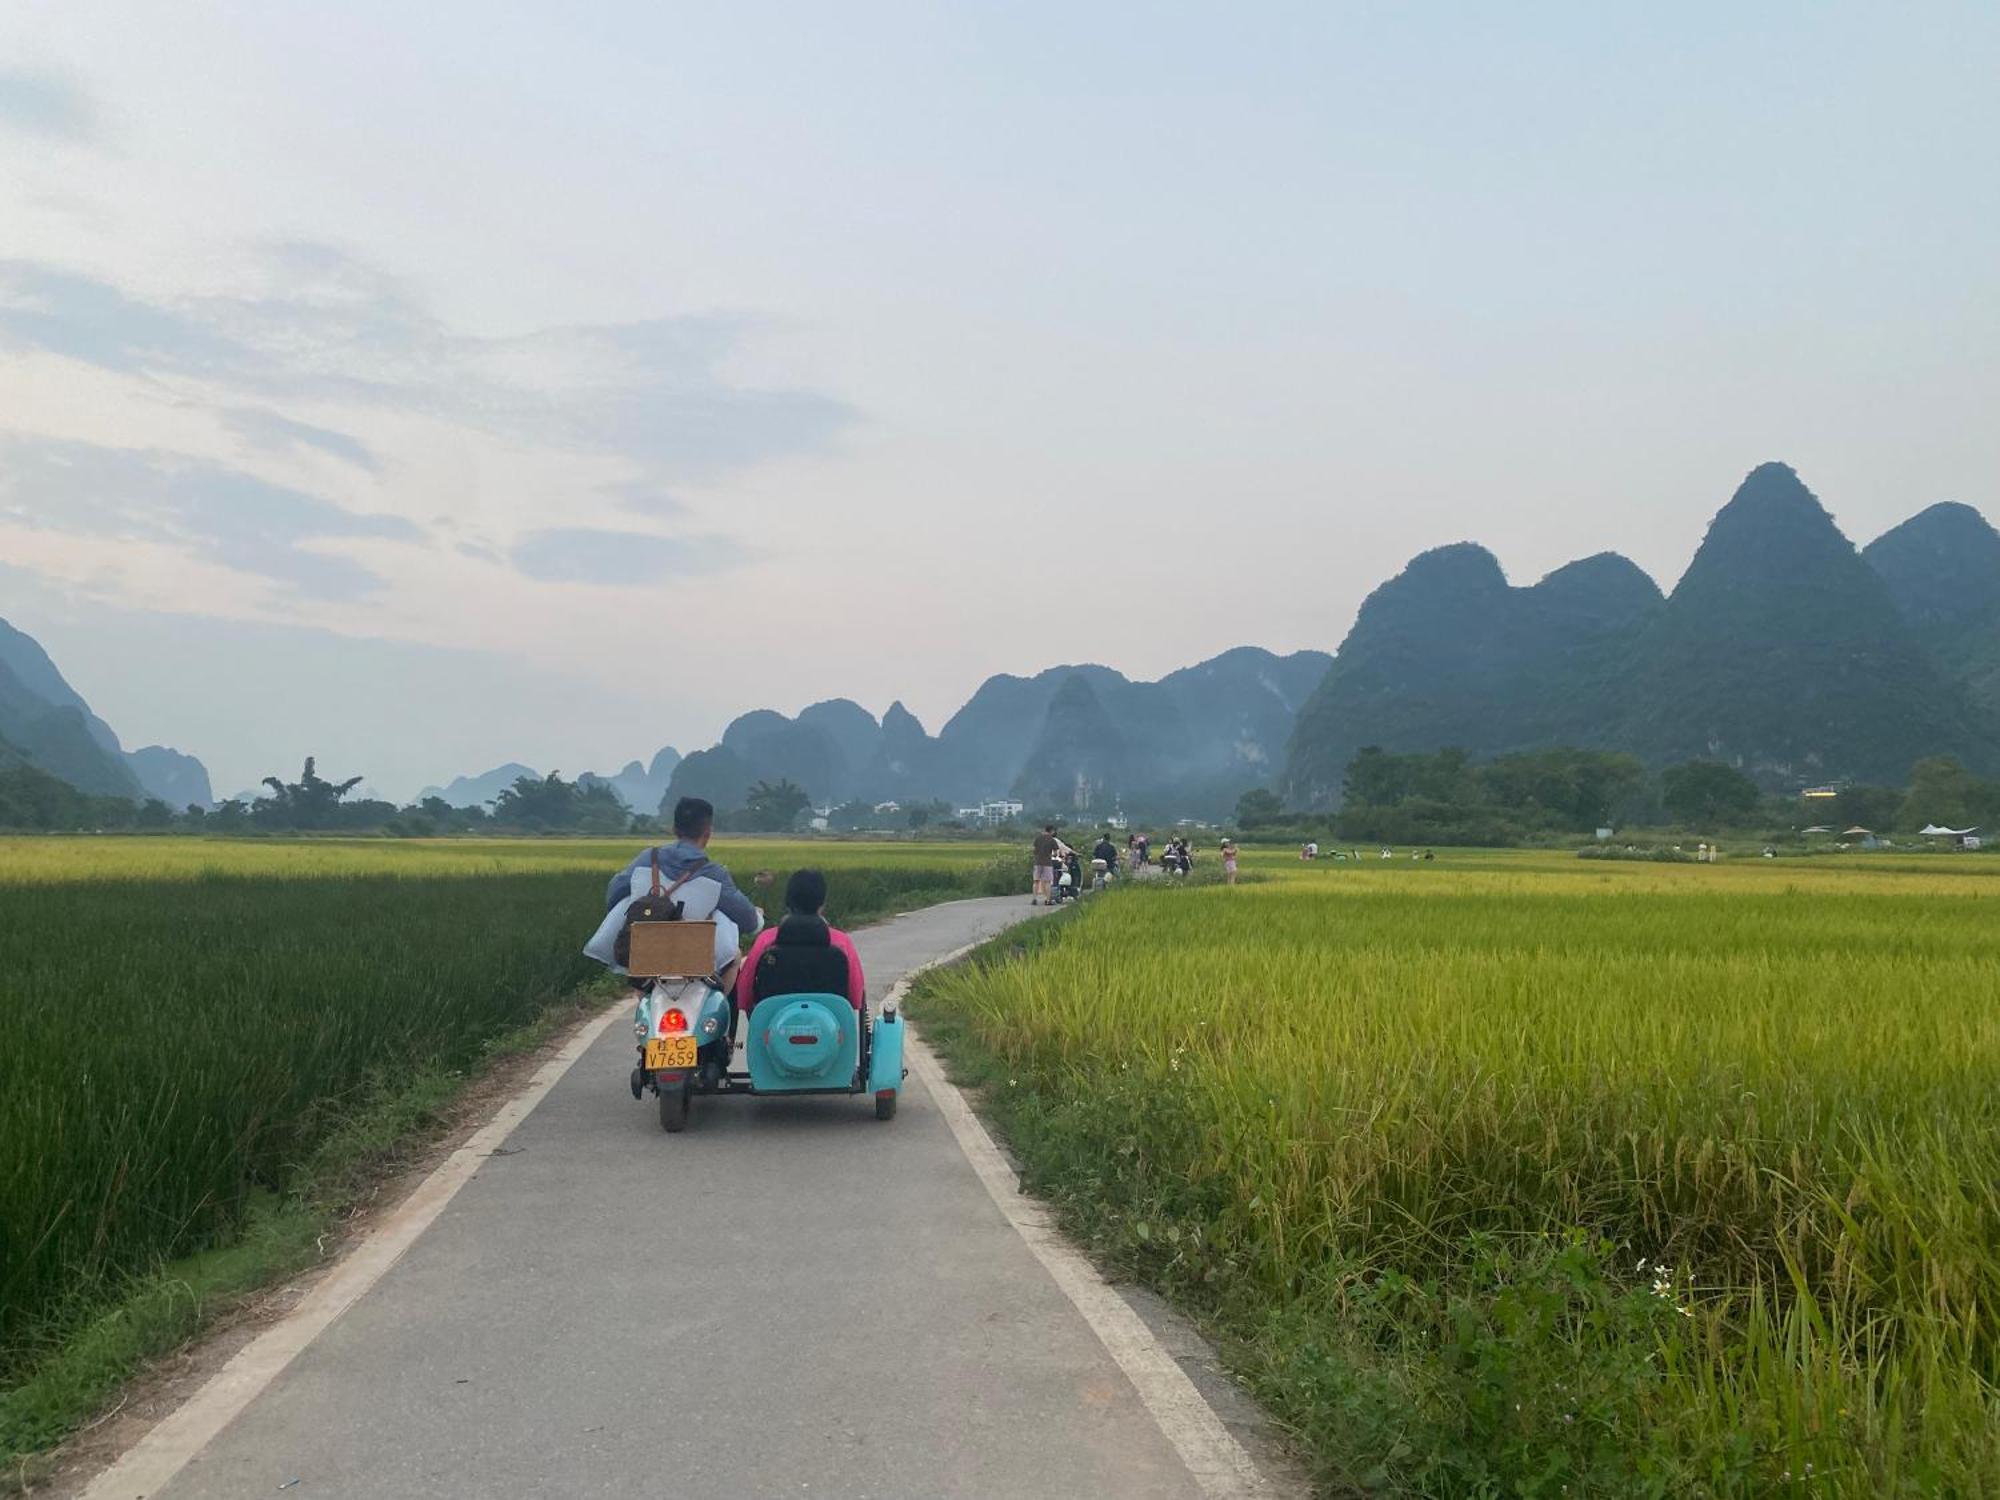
[151,897,1213,1499]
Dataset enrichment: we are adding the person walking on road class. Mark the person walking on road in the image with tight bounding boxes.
[1031,823,1059,905]
[1091,831,1119,889]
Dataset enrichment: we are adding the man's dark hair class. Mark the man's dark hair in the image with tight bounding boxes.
[1043,823,1055,833]
[785,867,828,915]
[673,797,715,841]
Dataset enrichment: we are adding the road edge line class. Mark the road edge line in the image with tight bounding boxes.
[78,994,632,1500]
[893,940,1276,1500]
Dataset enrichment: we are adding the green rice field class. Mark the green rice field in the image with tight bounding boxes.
[913,849,2000,1497]
[0,835,1013,1447]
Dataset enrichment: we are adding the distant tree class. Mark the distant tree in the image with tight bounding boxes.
[741,778,812,833]
[903,799,951,831]
[490,771,625,832]
[1479,749,1645,829]
[1899,756,1980,831]
[209,798,249,831]
[0,764,138,830]
[257,757,366,830]
[1660,760,1760,827]
[1235,788,1285,828]
[1833,784,1901,831]
[1343,746,1476,809]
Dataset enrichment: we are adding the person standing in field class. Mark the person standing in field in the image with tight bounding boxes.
[1031,822,1059,905]
[1220,837,1240,885]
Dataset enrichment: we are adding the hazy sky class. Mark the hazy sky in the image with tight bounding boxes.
[1,2,1995,800]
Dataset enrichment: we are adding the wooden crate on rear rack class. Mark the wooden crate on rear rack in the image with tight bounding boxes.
[627,920,717,978]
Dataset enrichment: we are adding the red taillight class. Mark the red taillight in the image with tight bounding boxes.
[660,1008,687,1034]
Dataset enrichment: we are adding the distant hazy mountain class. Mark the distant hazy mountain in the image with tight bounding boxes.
[797,699,882,777]
[424,746,682,812]
[661,700,879,814]
[127,745,214,808]
[420,762,541,809]
[652,647,1334,818]
[1864,502,2000,717]
[1614,463,1989,782]
[0,617,211,801]
[1285,462,1997,804]
[1000,649,1334,813]
[1284,546,1662,804]
[662,744,757,813]
[856,701,943,803]
[720,709,845,800]
[578,746,681,812]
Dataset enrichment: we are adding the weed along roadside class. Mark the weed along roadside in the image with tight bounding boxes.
[906,851,2000,1497]
[0,838,1018,1473]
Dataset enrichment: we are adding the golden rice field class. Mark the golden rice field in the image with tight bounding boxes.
[914,848,2000,1498]
[0,835,1014,1460]
[0,833,1017,884]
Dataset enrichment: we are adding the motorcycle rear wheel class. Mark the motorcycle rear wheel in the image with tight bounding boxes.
[660,1078,692,1133]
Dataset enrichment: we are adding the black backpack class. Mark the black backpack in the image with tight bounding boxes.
[613,850,698,969]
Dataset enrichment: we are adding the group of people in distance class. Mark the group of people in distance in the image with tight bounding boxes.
[1028,823,1243,902]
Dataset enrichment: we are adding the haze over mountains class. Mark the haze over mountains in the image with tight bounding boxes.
[0,618,212,807]
[8,462,1999,822]
[1284,463,2000,804]
[652,647,1334,819]
[419,750,683,815]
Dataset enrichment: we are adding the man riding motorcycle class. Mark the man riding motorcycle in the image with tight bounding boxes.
[586,796,764,983]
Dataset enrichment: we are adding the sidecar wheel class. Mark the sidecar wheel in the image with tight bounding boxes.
[660,1079,692,1133]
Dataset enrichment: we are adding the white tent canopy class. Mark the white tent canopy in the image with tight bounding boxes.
[1919,824,1979,837]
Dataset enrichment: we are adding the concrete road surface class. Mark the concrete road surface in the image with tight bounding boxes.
[142,896,1241,1499]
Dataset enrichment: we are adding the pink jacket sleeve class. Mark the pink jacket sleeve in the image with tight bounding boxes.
[735,927,777,1011]
[829,928,866,1011]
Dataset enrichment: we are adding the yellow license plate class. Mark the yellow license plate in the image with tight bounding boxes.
[645,1037,698,1070]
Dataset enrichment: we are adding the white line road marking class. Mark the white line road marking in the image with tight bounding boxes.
[891,939,1277,1500]
[78,996,632,1500]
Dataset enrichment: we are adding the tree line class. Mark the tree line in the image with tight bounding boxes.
[1232,747,2000,845]
[0,759,655,836]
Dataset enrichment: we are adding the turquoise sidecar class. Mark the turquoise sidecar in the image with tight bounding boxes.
[633,980,905,1133]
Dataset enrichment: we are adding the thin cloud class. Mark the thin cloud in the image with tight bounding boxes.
[0,69,99,143]
[510,528,733,584]
[603,479,686,518]
[0,437,421,599]
[222,407,381,473]
[0,245,854,483]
